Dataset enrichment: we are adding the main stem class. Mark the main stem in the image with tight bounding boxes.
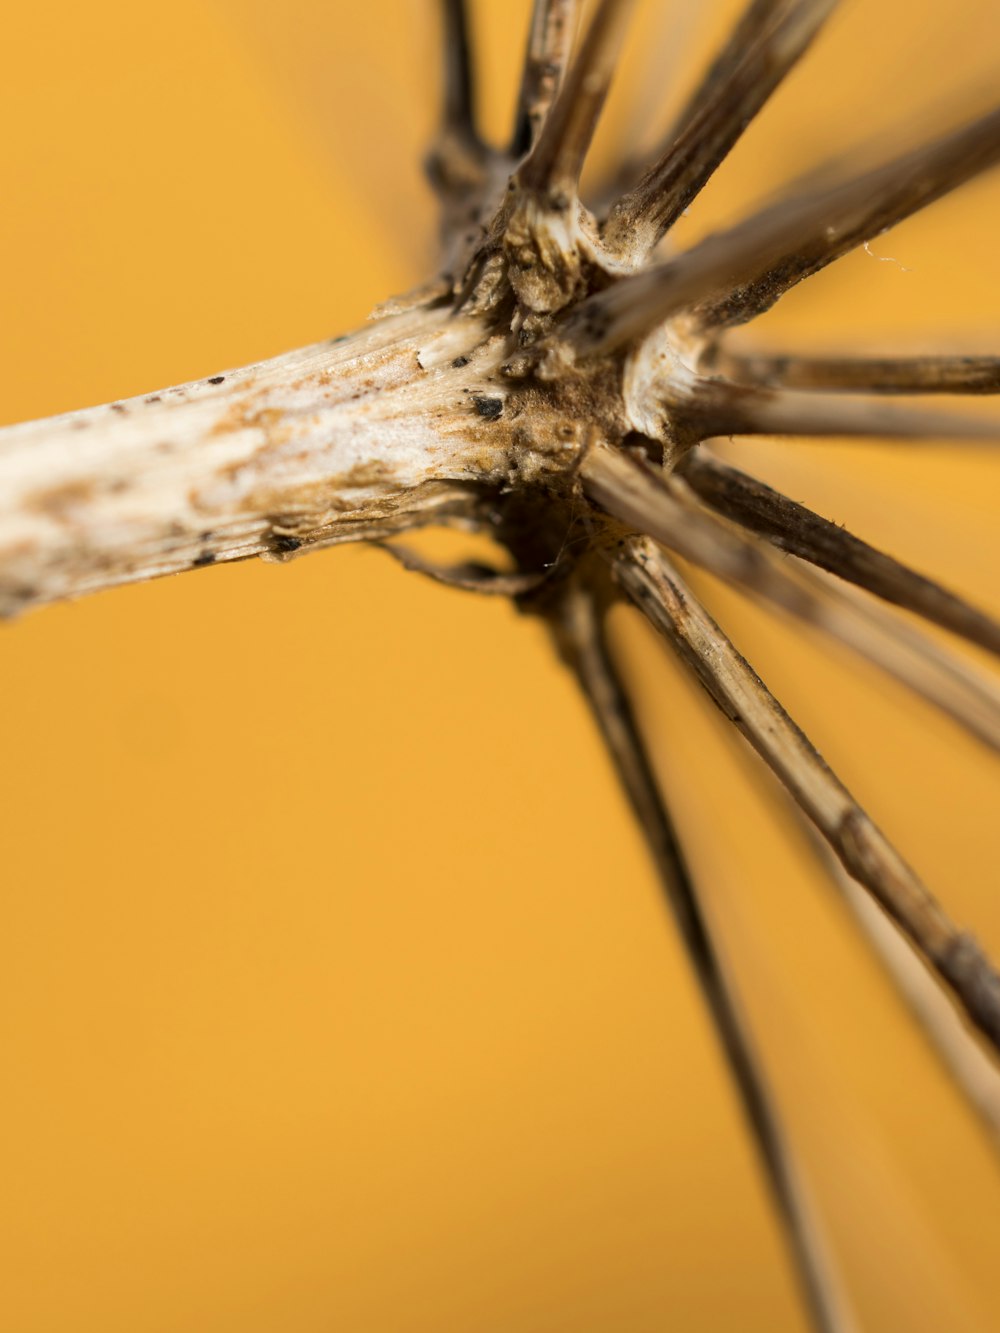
[0,302,512,617]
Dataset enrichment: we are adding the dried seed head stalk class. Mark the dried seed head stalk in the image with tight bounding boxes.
[4,1,1000,1326]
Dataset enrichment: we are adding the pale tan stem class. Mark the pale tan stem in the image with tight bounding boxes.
[552,578,857,1333]
[0,305,516,616]
[613,536,1000,1058]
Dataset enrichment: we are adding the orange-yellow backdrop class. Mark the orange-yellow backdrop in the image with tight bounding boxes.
[3,2,1000,1329]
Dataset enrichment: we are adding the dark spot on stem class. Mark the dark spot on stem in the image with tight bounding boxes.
[207,375,226,386]
[272,535,302,554]
[473,396,503,421]
[193,551,216,568]
[452,356,470,369]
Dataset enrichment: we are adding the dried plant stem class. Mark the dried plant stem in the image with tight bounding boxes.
[805,833,1000,1144]
[7,0,1000,1319]
[712,349,1000,396]
[680,452,1000,657]
[604,0,838,258]
[696,103,1000,328]
[684,383,1000,444]
[0,305,527,617]
[569,103,1000,354]
[440,0,476,142]
[512,0,579,155]
[613,537,1000,1057]
[519,0,635,194]
[581,445,1000,753]
[552,578,857,1333]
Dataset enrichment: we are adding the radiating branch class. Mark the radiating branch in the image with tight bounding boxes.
[613,537,1000,1058]
[379,541,547,596]
[604,0,838,259]
[519,0,636,195]
[427,0,491,213]
[696,104,1000,328]
[710,348,1000,396]
[679,451,1000,658]
[440,0,476,144]
[580,445,1000,753]
[511,0,580,157]
[805,832,1000,1146]
[570,104,1000,355]
[682,380,1000,443]
[551,576,856,1333]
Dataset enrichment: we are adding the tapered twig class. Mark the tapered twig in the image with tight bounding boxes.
[695,104,1000,328]
[427,0,490,214]
[519,0,636,194]
[569,104,1000,355]
[710,349,1000,396]
[806,833,1000,1144]
[580,445,1000,753]
[665,383,1000,444]
[512,0,580,156]
[679,451,1000,658]
[551,577,856,1333]
[379,541,547,596]
[440,0,476,143]
[604,0,838,258]
[613,537,1000,1057]
[579,431,1000,1177]
[680,381,1000,443]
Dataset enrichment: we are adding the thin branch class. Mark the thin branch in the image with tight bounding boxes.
[378,541,548,596]
[613,536,1000,1057]
[519,0,636,195]
[696,103,1000,328]
[604,0,838,258]
[427,0,491,213]
[551,577,856,1333]
[580,445,1000,753]
[679,451,1000,658]
[806,832,1000,1145]
[511,0,580,157]
[569,104,1000,355]
[710,348,1000,396]
[681,380,1000,443]
[440,0,476,144]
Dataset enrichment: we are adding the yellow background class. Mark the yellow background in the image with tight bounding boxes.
[2,1,1000,1328]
